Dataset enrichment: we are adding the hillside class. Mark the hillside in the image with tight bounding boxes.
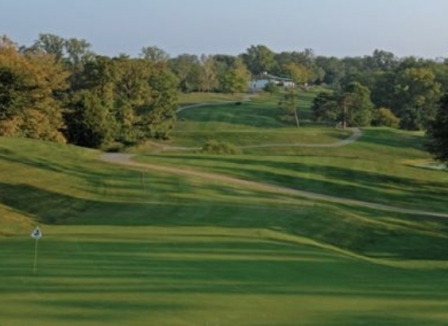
[1,96,448,325]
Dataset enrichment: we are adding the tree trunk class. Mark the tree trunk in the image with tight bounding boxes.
[294,108,300,128]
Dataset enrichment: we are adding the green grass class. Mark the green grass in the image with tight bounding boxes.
[3,226,448,326]
[170,91,339,148]
[138,128,448,213]
[1,91,448,325]
[178,92,248,106]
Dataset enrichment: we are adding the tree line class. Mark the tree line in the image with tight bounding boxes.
[0,34,447,162]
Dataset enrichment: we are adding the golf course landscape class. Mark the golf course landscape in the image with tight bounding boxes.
[1,92,448,326]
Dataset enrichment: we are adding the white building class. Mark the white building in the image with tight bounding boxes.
[249,73,295,91]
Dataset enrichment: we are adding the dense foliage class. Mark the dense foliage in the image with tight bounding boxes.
[1,34,448,152]
[426,94,448,164]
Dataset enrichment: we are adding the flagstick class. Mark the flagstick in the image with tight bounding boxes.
[33,239,39,275]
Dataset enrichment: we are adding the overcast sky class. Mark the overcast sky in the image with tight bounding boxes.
[2,0,448,58]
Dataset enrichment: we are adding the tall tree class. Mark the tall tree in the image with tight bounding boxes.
[65,90,116,148]
[140,46,170,64]
[219,58,250,94]
[168,54,201,92]
[312,82,373,128]
[426,94,448,164]
[199,54,218,92]
[282,62,313,85]
[141,66,179,139]
[395,67,441,130]
[242,45,276,75]
[30,33,66,62]
[0,38,68,142]
[279,88,300,128]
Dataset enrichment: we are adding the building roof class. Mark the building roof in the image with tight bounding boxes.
[254,73,294,82]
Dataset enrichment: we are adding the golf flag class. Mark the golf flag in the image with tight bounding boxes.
[31,226,42,240]
[31,226,42,275]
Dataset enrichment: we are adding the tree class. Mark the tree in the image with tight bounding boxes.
[199,54,218,92]
[264,82,279,95]
[30,33,66,62]
[315,56,345,86]
[282,62,313,85]
[64,90,116,148]
[340,82,374,127]
[372,107,400,128]
[141,66,179,139]
[279,88,300,128]
[0,38,68,142]
[219,58,250,94]
[311,82,373,128]
[168,54,201,92]
[395,67,441,130]
[140,46,170,64]
[312,92,338,123]
[242,45,276,75]
[426,94,448,164]
[64,38,94,68]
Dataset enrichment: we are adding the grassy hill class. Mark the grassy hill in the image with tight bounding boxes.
[1,93,448,325]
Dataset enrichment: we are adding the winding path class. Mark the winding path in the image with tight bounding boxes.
[100,153,448,218]
[100,100,448,219]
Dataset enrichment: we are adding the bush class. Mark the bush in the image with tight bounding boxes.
[200,140,241,155]
[372,107,400,128]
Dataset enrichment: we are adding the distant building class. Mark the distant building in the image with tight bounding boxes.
[249,72,295,91]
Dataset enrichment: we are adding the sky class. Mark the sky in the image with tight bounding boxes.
[1,0,448,58]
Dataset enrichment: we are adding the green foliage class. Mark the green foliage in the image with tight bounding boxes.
[64,90,117,148]
[312,82,373,127]
[168,54,201,92]
[312,91,338,123]
[278,87,300,127]
[219,58,250,94]
[426,94,448,164]
[242,44,276,75]
[200,139,241,154]
[143,65,179,139]
[341,82,374,127]
[263,81,279,94]
[282,62,313,84]
[140,45,170,63]
[0,40,68,142]
[373,66,441,130]
[372,107,400,128]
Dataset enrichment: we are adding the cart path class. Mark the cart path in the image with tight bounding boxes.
[100,152,448,219]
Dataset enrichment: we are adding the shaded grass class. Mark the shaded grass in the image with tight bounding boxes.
[137,128,448,213]
[178,92,248,106]
[170,127,351,148]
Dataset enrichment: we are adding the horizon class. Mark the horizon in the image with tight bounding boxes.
[2,0,448,59]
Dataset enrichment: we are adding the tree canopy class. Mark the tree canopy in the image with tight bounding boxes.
[426,94,448,165]
[2,33,448,156]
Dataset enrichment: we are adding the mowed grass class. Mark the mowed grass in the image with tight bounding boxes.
[1,99,448,325]
[143,90,448,212]
[170,90,343,148]
[3,227,448,326]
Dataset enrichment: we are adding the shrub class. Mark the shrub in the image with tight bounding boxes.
[372,107,400,128]
[200,140,241,155]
